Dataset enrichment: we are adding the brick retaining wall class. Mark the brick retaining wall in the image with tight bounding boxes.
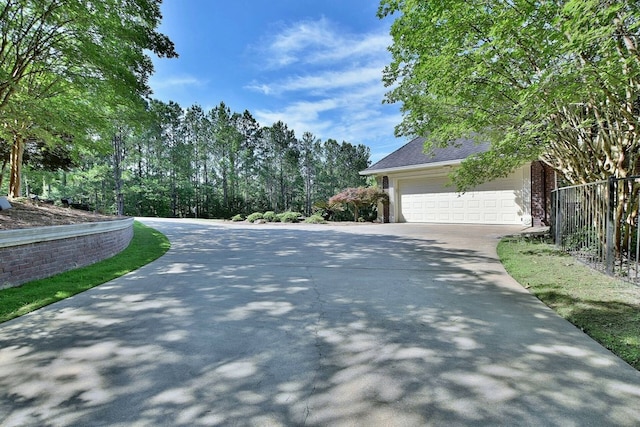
[0,219,134,289]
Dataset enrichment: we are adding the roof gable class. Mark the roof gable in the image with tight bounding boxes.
[362,136,489,174]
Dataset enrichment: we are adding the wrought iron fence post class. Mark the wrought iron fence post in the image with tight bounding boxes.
[605,176,616,275]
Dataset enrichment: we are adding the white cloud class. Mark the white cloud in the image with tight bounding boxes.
[245,82,273,95]
[254,82,400,148]
[256,17,390,69]
[248,17,400,154]
[254,98,338,135]
[149,75,206,90]
[307,33,391,65]
[261,17,338,68]
[246,65,384,96]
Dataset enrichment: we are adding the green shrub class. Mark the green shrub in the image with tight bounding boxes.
[247,212,264,223]
[278,211,301,223]
[263,211,277,222]
[231,214,244,222]
[304,214,326,224]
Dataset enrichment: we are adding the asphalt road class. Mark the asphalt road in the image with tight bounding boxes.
[1,218,639,426]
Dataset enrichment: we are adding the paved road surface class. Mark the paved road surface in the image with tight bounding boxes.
[1,218,639,426]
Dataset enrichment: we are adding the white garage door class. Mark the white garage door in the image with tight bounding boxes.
[399,172,524,224]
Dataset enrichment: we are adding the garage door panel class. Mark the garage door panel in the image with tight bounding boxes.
[467,200,480,209]
[399,171,524,224]
[467,213,481,221]
[484,213,498,222]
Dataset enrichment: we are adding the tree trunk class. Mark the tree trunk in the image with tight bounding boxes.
[9,135,25,198]
[113,132,125,216]
[305,176,312,216]
[136,142,143,178]
[222,169,228,212]
[171,172,177,217]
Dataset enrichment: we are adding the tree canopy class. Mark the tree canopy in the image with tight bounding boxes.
[0,0,176,109]
[378,0,640,189]
[0,0,177,197]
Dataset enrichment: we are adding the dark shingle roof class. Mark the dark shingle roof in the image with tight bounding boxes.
[362,136,489,174]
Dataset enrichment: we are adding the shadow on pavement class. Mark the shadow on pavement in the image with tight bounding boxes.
[1,220,639,426]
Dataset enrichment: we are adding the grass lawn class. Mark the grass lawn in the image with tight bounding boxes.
[0,221,170,324]
[498,235,640,371]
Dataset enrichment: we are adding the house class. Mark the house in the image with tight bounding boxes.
[360,137,555,226]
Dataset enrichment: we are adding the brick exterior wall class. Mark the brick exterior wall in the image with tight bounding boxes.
[531,161,556,227]
[0,221,133,289]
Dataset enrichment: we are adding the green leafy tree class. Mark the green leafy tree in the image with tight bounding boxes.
[182,104,209,217]
[120,101,170,216]
[0,79,111,197]
[317,139,370,203]
[0,0,176,198]
[318,138,341,199]
[0,0,176,109]
[233,110,262,212]
[158,101,186,217]
[299,132,322,215]
[258,121,301,212]
[378,0,640,186]
[127,99,183,217]
[209,102,244,215]
[336,142,370,189]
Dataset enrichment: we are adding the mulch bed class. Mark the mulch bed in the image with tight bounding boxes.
[0,200,120,230]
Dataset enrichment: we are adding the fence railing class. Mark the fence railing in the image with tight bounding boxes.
[552,176,640,284]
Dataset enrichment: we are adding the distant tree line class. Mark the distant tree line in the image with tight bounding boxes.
[4,100,372,219]
[118,100,371,218]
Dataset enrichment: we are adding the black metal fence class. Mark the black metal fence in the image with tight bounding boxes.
[552,176,640,284]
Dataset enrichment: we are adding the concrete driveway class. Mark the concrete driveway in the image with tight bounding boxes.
[1,218,639,426]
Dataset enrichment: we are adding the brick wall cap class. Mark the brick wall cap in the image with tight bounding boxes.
[0,218,134,248]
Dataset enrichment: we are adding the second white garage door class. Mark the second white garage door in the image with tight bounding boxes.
[398,170,525,224]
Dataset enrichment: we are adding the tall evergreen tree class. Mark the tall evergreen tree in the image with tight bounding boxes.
[299,132,322,215]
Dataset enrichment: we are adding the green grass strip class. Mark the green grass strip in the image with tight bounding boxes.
[498,235,640,371]
[0,221,170,324]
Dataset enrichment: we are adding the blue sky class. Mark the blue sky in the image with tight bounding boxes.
[149,0,405,163]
